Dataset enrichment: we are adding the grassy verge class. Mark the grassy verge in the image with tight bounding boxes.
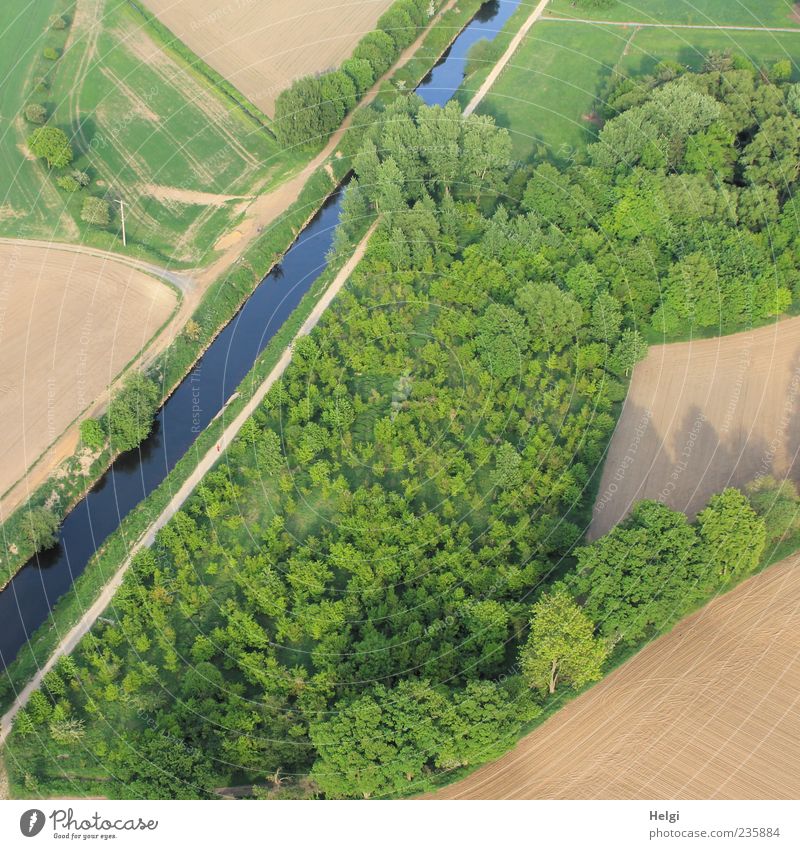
[125,0,275,133]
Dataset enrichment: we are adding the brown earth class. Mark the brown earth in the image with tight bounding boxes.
[431,552,800,799]
[590,316,800,540]
[0,243,176,502]
[143,0,396,116]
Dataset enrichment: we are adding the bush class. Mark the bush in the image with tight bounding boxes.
[27,126,72,168]
[377,6,415,51]
[56,175,79,192]
[80,418,106,450]
[352,29,397,79]
[71,169,90,187]
[80,196,110,225]
[107,372,160,452]
[341,57,375,96]
[49,14,68,29]
[24,103,47,124]
[43,46,59,61]
[21,506,60,552]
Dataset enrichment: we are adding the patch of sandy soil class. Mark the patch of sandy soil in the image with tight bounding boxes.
[0,242,176,501]
[589,316,800,539]
[430,552,800,799]
[137,183,248,206]
[214,229,243,250]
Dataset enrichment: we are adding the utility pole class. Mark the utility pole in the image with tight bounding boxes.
[114,198,127,247]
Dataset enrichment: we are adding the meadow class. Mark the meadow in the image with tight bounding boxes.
[473,1,800,162]
[0,0,302,265]
[545,0,800,28]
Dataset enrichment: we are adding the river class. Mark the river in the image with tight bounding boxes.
[0,0,521,670]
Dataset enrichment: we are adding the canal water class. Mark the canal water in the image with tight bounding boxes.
[0,0,521,670]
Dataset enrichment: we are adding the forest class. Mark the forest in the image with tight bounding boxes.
[7,56,800,799]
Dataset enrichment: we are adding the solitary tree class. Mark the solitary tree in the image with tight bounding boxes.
[520,588,608,695]
[27,126,73,168]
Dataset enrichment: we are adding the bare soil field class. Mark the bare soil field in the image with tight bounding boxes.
[590,316,800,539]
[144,0,395,116]
[0,243,176,499]
[432,552,800,799]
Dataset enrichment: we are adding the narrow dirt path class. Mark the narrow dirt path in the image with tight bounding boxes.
[545,16,800,33]
[464,0,551,116]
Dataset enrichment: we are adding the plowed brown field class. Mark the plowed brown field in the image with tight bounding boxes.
[590,316,800,540]
[0,243,176,498]
[431,553,800,799]
[144,0,395,116]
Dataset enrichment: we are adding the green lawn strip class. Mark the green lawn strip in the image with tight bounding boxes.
[545,0,800,28]
[476,20,630,162]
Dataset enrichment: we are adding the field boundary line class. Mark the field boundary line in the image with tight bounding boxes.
[464,0,551,116]
[544,16,800,34]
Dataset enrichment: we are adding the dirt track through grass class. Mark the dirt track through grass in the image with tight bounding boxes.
[432,552,800,799]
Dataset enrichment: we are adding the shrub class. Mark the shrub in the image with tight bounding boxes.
[341,57,375,96]
[27,126,73,168]
[43,46,59,61]
[71,169,90,187]
[352,30,397,79]
[24,103,47,124]
[49,14,68,29]
[21,506,60,552]
[81,196,110,225]
[80,418,106,450]
[107,372,160,452]
[56,175,79,192]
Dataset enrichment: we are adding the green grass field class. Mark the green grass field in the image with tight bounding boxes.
[475,1,800,163]
[0,0,303,265]
[619,25,800,74]
[545,0,800,28]
[476,21,630,162]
